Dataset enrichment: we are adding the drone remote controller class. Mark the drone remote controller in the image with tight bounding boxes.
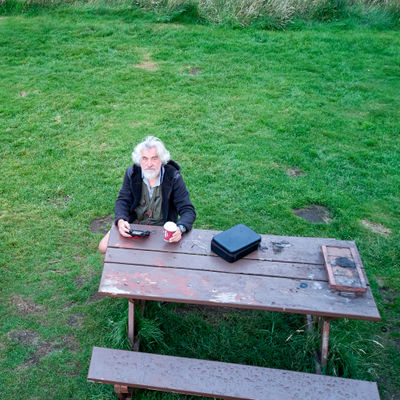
[128,228,151,238]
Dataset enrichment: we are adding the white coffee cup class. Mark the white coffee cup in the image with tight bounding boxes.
[163,221,177,241]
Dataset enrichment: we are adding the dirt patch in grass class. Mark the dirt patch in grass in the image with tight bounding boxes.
[374,275,398,305]
[7,330,80,367]
[380,287,397,304]
[361,219,391,236]
[9,295,45,315]
[87,291,104,303]
[293,205,332,224]
[286,166,305,177]
[135,60,158,71]
[7,330,40,347]
[19,90,40,97]
[46,195,72,208]
[7,330,52,366]
[90,215,113,234]
[375,275,386,288]
[27,343,63,366]
[60,335,80,353]
[378,371,400,400]
[62,301,76,311]
[74,264,96,289]
[74,274,86,289]
[68,314,85,327]
[189,67,202,75]
[28,335,80,366]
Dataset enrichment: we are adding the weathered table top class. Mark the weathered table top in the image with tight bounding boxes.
[99,224,380,321]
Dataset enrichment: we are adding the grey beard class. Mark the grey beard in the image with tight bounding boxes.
[143,168,161,180]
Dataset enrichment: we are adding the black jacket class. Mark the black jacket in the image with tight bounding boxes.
[114,160,196,231]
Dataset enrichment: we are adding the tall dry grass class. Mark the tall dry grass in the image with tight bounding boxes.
[360,0,400,15]
[2,0,399,27]
[198,0,295,27]
[132,0,399,28]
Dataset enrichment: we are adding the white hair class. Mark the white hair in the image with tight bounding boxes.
[131,136,171,165]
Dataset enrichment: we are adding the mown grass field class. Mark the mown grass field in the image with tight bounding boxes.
[0,2,399,399]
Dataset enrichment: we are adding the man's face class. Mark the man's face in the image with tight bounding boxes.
[140,146,162,180]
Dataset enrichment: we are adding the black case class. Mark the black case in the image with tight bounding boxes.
[211,224,261,263]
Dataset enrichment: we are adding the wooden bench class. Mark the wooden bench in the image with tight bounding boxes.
[87,346,381,400]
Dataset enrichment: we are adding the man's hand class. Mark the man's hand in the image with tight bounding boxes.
[117,219,131,237]
[169,227,182,243]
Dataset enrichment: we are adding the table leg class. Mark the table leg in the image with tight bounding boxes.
[128,299,146,351]
[306,315,334,373]
[128,299,135,349]
[320,317,331,369]
[306,315,322,374]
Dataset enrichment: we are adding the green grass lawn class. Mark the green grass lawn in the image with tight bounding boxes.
[0,3,399,399]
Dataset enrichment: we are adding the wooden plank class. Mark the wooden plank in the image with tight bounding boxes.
[88,347,381,400]
[105,247,329,282]
[98,263,380,321]
[107,224,365,267]
[322,245,367,293]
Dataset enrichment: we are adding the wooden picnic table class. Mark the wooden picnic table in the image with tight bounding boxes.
[99,224,380,368]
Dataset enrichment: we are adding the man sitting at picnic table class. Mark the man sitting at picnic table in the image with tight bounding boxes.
[98,136,196,254]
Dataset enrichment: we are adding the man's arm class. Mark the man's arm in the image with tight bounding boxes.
[117,218,132,237]
[114,167,133,226]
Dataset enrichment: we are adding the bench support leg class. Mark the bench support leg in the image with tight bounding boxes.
[114,384,133,400]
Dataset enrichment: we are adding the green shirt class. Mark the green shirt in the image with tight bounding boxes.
[134,180,164,226]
